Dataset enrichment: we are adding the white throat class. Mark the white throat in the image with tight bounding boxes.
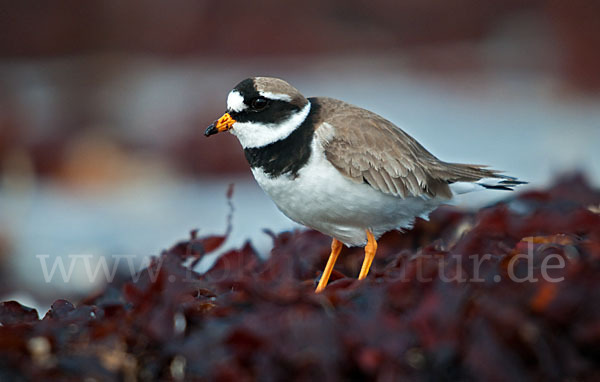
[230,101,311,149]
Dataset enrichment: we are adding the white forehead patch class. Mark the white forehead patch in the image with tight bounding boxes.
[227,90,246,112]
[230,102,311,149]
[258,91,292,102]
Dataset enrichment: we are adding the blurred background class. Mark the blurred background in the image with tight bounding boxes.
[1,0,599,308]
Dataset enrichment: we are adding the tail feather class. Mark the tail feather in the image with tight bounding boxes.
[443,163,527,195]
[440,163,503,181]
[476,176,527,191]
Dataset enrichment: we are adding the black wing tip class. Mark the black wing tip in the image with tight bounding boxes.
[480,184,516,191]
[498,175,527,183]
[481,176,528,191]
[499,179,528,186]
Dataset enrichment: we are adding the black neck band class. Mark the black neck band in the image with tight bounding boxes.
[244,99,320,179]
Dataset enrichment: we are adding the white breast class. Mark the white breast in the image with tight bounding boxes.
[251,135,446,246]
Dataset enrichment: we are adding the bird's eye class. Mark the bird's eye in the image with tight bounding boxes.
[250,97,269,110]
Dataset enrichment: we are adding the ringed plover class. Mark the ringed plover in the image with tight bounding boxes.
[205,77,524,292]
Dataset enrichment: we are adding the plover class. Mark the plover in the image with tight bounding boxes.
[205,77,524,292]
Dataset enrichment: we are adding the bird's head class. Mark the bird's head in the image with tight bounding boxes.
[205,77,310,149]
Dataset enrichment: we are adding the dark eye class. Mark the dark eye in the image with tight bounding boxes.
[250,97,269,110]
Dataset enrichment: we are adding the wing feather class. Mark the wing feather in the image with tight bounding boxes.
[313,97,507,199]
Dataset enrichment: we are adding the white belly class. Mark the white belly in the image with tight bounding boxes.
[251,140,446,246]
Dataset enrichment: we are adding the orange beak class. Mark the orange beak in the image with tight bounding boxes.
[205,113,236,137]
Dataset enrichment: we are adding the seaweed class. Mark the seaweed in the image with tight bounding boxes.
[1,174,600,381]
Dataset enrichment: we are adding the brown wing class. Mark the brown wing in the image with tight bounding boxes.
[314,97,503,199]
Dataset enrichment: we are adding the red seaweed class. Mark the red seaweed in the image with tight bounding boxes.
[1,174,600,380]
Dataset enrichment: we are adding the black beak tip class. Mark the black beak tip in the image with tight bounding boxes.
[205,124,218,137]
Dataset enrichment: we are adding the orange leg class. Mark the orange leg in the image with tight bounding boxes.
[358,230,378,280]
[315,238,343,293]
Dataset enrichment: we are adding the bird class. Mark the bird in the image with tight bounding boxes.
[205,77,524,293]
